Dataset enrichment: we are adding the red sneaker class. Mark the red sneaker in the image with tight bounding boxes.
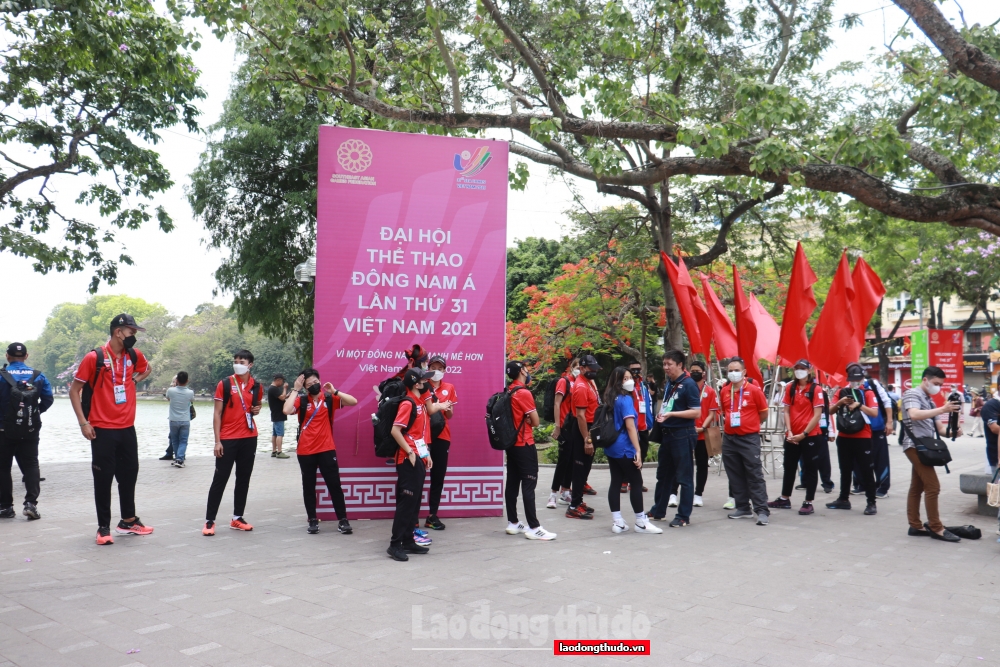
[584,484,597,495]
[96,526,114,545]
[202,520,216,536]
[620,484,628,494]
[230,517,253,531]
[116,517,153,535]
[565,506,593,520]
[576,502,596,514]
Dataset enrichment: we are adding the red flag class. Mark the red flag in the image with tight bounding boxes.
[732,265,763,384]
[681,257,713,357]
[749,293,780,365]
[776,242,818,366]
[846,257,886,361]
[699,273,738,358]
[809,251,856,382]
[661,252,708,356]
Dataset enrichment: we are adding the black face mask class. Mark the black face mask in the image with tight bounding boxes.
[524,373,532,386]
[629,368,642,378]
[584,370,598,380]
[307,383,322,396]
[122,335,136,349]
[690,371,704,382]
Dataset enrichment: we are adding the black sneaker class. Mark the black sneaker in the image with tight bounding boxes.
[794,484,806,490]
[387,545,409,561]
[668,517,689,528]
[0,506,14,519]
[864,502,877,515]
[402,542,429,554]
[424,515,446,530]
[826,499,851,510]
[307,519,320,534]
[850,486,863,495]
[23,503,40,520]
[159,454,173,461]
[767,497,792,509]
[338,519,352,534]
[822,483,835,494]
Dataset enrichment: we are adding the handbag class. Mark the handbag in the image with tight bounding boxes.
[987,469,1000,508]
[189,403,197,420]
[900,419,952,471]
[945,525,982,540]
[703,425,722,457]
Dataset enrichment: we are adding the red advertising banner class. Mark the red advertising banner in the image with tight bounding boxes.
[929,329,964,405]
[313,127,508,519]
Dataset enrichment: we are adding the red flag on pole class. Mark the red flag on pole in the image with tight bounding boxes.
[732,265,763,384]
[809,251,856,382]
[661,252,709,357]
[776,241,818,366]
[846,257,887,362]
[699,273,738,358]
[749,292,780,364]
[681,257,713,358]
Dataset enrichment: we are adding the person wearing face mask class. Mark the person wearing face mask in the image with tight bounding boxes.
[627,360,654,486]
[202,350,263,536]
[648,350,701,527]
[768,360,824,515]
[423,355,457,530]
[825,363,880,515]
[566,355,602,519]
[850,371,894,499]
[70,314,154,545]
[718,357,771,525]
[547,357,580,509]
[687,360,717,508]
[282,369,357,535]
[899,366,963,542]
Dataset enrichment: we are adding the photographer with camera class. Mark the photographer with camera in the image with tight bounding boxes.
[900,367,963,543]
[945,385,963,441]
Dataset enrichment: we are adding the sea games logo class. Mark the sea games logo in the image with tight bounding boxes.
[454,146,491,190]
[331,139,376,186]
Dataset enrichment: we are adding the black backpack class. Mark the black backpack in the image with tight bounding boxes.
[835,388,866,435]
[427,386,447,439]
[588,402,622,448]
[542,376,569,423]
[219,375,262,425]
[1,368,42,439]
[81,347,138,419]
[485,386,529,450]
[372,392,417,457]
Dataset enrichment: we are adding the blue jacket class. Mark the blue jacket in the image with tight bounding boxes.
[0,361,55,422]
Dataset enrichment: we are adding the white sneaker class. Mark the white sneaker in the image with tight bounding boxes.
[546,493,558,509]
[506,521,528,535]
[667,494,678,507]
[723,497,736,510]
[693,495,704,507]
[634,520,663,534]
[557,491,572,505]
[612,522,630,534]
[525,526,557,540]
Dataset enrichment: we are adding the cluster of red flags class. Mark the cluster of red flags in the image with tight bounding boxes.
[660,244,886,382]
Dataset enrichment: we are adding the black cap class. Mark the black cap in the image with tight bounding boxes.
[506,360,525,380]
[428,354,447,367]
[846,363,865,381]
[794,359,812,369]
[109,313,146,334]
[6,342,26,357]
[403,368,435,388]
[580,354,601,371]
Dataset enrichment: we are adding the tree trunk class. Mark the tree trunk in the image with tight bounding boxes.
[937,298,944,329]
[650,179,684,350]
[872,299,891,384]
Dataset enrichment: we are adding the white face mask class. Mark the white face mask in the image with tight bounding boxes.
[233,363,249,376]
[431,370,444,382]
[622,379,635,393]
[794,369,808,380]
[571,368,580,378]
[727,370,743,383]
[925,382,942,396]
[849,380,863,389]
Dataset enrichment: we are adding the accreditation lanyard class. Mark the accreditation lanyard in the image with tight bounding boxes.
[729,382,745,428]
[661,373,689,416]
[105,345,128,405]
[232,375,255,431]
[302,397,324,432]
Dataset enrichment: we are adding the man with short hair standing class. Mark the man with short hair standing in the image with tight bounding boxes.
[900,366,963,542]
[719,357,771,525]
[0,342,53,520]
[266,375,290,458]
[166,372,194,468]
[70,314,154,544]
[649,350,700,527]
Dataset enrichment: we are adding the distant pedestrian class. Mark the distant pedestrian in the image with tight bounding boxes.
[969,391,985,438]
[0,343,53,521]
[266,374,290,458]
[165,372,194,468]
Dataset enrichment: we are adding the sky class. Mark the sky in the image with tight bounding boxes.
[3,0,997,343]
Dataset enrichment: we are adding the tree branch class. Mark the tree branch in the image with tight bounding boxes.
[340,30,356,89]
[687,183,786,267]
[425,0,461,113]
[765,0,797,85]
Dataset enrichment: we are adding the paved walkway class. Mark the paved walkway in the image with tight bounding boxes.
[1,436,999,666]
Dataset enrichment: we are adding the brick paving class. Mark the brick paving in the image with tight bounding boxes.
[1,435,999,666]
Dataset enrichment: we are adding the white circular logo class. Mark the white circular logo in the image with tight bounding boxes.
[337,139,373,173]
[460,150,471,160]
[440,390,449,397]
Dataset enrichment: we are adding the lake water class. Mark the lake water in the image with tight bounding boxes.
[33,397,283,463]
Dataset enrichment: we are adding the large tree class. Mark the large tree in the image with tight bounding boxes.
[1,0,203,291]
[189,0,1000,348]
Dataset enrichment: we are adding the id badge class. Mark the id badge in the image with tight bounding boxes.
[245,413,254,430]
[729,411,741,428]
[113,384,127,405]
[414,438,429,458]
[661,395,676,416]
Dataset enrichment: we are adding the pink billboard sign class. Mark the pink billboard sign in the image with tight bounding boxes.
[313,127,507,519]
